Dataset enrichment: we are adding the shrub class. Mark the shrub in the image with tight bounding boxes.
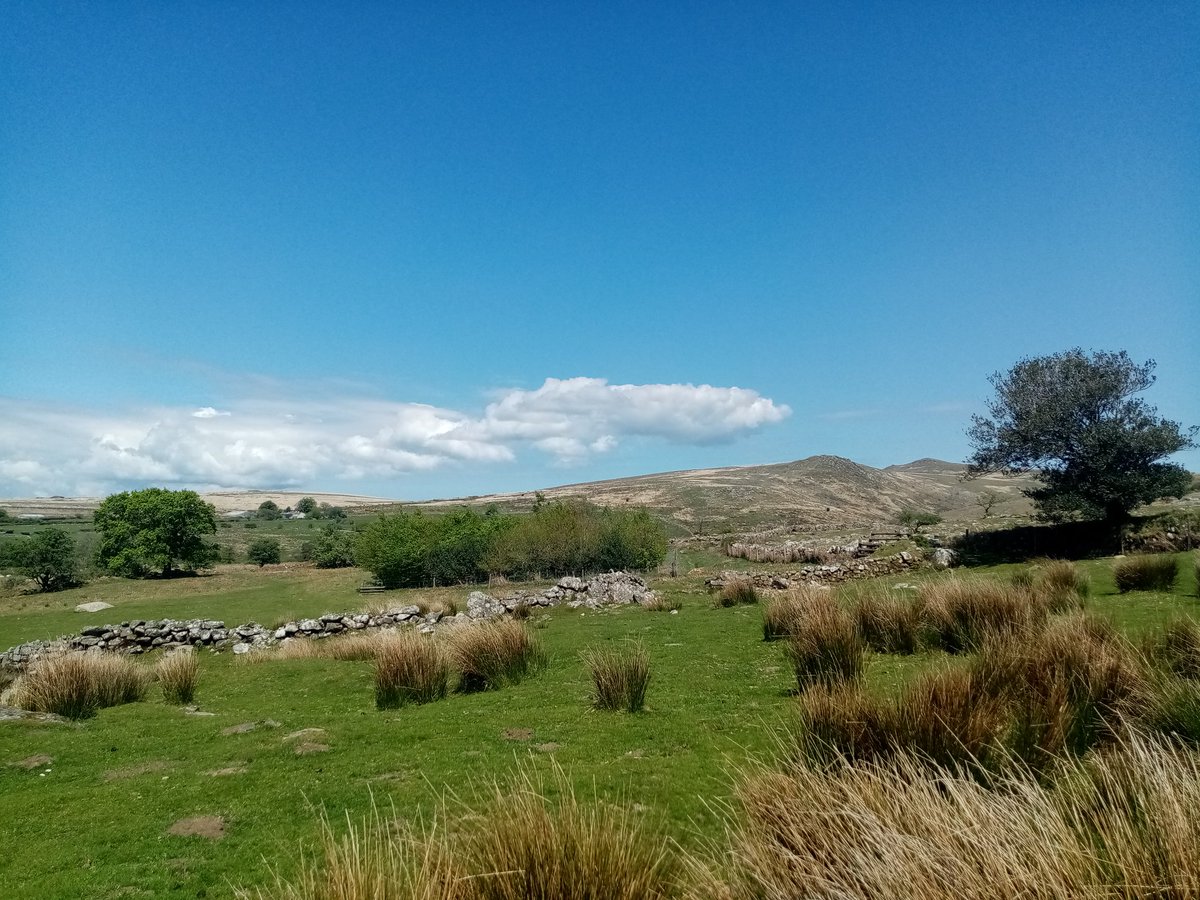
[851,588,923,654]
[717,579,758,607]
[919,578,1046,653]
[156,649,199,704]
[448,620,544,692]
[583,643,650,712]
[1033,558,1089,611]
[1114,553,1179,592]
[311,526,356,569]
[782,595,864,689]
[375,632,450,709]
[247,537,282,567]
[10,652,149,719]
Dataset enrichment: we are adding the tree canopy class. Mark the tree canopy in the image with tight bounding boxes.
[6,527,80,591]
[94,488,219,577]
[967,349,1196,523]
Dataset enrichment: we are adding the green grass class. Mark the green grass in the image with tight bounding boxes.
[0,553,1198,897]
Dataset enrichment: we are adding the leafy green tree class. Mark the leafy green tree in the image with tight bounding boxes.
[94,488,219,577]
[295,497,318,516]
[256,500,282,520]
[967,349,1196,524]
[318,502,346,520]
[898,509,942,534]
[356,513,430,588]
[311,526,356,568]
[7,527,81,591]
[247,537,282,567]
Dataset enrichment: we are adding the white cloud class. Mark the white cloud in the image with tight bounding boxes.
[0,377,790,495]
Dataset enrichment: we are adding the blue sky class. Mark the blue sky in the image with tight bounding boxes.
[2,2,1196,499]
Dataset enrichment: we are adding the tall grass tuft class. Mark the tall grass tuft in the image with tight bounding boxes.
[583,643,650,712]
[1144,617,1200,679]
[156,648,199,704]
[375,632,450,709]
[1034,558,1089,612]
[10,652,150,719]
[717,578,758,607]
[920,577,1046,653]
[1114,553,1179,593]
[851,588,923,654]
[782,595,864,689]
[448,620,544,693]
[1139,675,1200,744]
[243,770,677,900]
[694,735,1200,900]
[761,585,828,641]
[971,615,1142,767]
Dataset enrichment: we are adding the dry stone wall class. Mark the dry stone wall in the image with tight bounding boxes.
[705,552,920,590]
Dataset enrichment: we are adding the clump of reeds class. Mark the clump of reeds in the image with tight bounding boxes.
[241,770,677,900]
[761,585,827,641]
[1033,558,1089,612]
[716,579,758,607]
[919,577,1046,653]
[254,631,392,663]
[583,643,650,712]
[850,587,923,654]
[156,648,199,704]
[1143,617,1200,679]
[374,631,450,709]
[1114,553,1179,593]
[448,620,544,693]
[694,734,1200,900]
[10,652,150,719]
[643,595,682,612]
[782,595,864,689]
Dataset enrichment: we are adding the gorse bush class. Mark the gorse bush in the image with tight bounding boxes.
[583,643,650,712]
[1114,553,1179,592]
[156,649,199,704]
[11,652,149,719]
[374,632,449,709]
[782,595,864,689]
[449,620,544,693]
[717,579,758,607]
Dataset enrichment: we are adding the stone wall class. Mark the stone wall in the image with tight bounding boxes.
[705,552,919,590]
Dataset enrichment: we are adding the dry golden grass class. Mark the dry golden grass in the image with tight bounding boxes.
[760,584,829,641]
[1032,558,1089,612]
[1114,553,1179,593]
[691,734,1200,900]
[850,586,923,654]
[156,648,199,704]
[1144,616,1200,679]
[447,620,544,693]
[919,577,1047,653]
[10,652,150,719]
[781,593,864,689]
[247,631,396,663]
[582,643,650,712]
[716,579,758,607]
[374,631,449,709]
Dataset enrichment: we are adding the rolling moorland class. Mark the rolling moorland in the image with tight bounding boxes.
[1,461,1200,898]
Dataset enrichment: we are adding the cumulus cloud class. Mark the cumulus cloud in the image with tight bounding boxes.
[0,378,789,496]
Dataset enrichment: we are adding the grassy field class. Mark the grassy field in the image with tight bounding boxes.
[1,554,1198,898]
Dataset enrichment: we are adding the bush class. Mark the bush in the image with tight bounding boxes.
[782,595,864,689]
[311,526,356,568]
[10,653,149,719]
[717,579,758,607]
[247,538,282,567]
[1114,553,1179,592]
[851,588,923,654]
[374,632,450,709]
[449,620,544,693]
[4,527,81,592]
[156,649,199,704]
[583,643,650,712]
[919,578,1046,654]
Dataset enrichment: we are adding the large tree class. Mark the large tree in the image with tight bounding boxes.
[7,527,81,591]
[967,349,1196,524]
[94,488,219,577]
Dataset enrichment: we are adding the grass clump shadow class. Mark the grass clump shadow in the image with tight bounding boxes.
[156,648,199,704]
[582,643,650,712]
[375,631,450,709]
[1114,553,1179,593]
[448,620,545,693]
[10,652,150,719]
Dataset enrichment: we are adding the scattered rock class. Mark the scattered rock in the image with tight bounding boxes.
[293,741,330,755]
[0,706,69,725]
[220,722,258,736]
[206,765,248,777]
[167,815,225,840]
[103,761,171,781]
[75,601,114,613]
[282,728,326,743]
[931,548,958,569]
[501,727,533,741]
